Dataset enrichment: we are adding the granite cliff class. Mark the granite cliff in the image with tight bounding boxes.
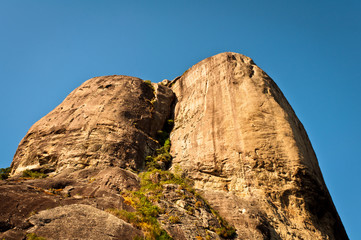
[0,52,348,240]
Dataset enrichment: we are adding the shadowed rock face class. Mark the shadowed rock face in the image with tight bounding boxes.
[11,75,174,175]
[2,53,348,240]
[170,52,347,239]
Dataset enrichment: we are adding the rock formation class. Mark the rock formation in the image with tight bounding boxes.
[11,76,174,174]
[28,204,142,240]
[0,52,348,240]
[170,52,347,239]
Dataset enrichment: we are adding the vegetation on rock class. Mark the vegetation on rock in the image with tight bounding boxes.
[26,233,46,240]
[144,80,155,91]
[22,169,47,179]
[107,204,170,239]
[168,215,180,224]
[0,167,11,180]
[106,118,177,239]
[144,80,157,107]
[106,170,176,239]
[145,119,174,171]
[111,143,235,238]
[107,115,236,239]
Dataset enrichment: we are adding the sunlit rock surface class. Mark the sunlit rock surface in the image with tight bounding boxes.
[11,75,174,175]
[1,53,348,240]
[170,52,348,239]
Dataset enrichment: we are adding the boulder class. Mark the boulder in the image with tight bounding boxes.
[28,204,142,240]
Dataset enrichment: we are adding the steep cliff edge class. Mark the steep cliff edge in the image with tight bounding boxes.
[1,53,348,240]
[170,52,347,239]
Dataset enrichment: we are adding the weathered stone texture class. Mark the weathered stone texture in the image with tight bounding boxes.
[28,204,142,240]
[11,75,174,175]
[170,52,347,239]
[2,52,348,240]
[158,183,223,240]
[0,167,139,239]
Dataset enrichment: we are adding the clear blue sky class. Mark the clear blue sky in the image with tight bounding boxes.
[1,0,360,238]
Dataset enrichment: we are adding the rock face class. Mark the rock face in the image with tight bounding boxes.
[0,167,141,239]
[1,52,348,240]
[170,52,347,239]
[11,75,174,175]
[28,204,142,240]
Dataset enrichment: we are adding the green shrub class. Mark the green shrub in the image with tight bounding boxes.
[140,169,187,190]
[163,139,171,152]
[139,168,235,238]
[107,189,172,240]
[106,208,139,225]
[186,205,195,214]
[215,226,237,239]
[154,148,171,163]
[145,117,175,171]
[0,167,11,180]
[157,231,173,240]
[145,155,160,170]
[107,170,178,239]
[144,80,155,91]
[26,233,46,240]
[145,137,172,171]
[22,169,47,179]
[156,130,169,146]
[168,215,180,224]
